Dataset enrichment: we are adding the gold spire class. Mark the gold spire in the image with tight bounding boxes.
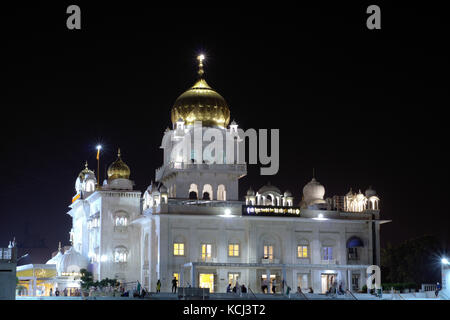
[85,161,88,169]
[58,241,61,251]
[118,148,121,158]
[197,54,205,78]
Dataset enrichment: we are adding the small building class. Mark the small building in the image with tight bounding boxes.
[0,243,17,300]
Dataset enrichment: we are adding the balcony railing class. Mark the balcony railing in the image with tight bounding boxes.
[156,162,246,181]
[261,258,280,264]
[321,259,337,265]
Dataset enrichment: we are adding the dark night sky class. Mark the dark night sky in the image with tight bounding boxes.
[1,3,449,263]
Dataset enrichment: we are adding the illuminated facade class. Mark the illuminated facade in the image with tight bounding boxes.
[48,56,388,295]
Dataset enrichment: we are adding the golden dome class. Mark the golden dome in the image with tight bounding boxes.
[107,148,130,180]
[171,55,230,128]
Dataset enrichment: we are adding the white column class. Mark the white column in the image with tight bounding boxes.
[347,269,352,291]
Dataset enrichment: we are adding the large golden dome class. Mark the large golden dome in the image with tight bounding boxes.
[107,148,130,180]
[171,55,230,128]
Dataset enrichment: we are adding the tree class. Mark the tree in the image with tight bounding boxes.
[381,234,442,285]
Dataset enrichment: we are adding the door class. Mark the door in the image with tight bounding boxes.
[199,273,214,293]
[321,274,337,293]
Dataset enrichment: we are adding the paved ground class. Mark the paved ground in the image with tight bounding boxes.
[15,292,447,300]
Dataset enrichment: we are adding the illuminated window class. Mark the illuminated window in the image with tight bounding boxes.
[115,216,128,227]
[201,244,212,260]
[173,243,185,256]
[85,180,95,192]
[297,245,308,258]
[173,273,179,281]
[322,247,333,260]
[228,244,239,257]
[114,246,128,263]
[263,245,273,260]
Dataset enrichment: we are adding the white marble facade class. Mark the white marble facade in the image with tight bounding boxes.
[66,57,387,294]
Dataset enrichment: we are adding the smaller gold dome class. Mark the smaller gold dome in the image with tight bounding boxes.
[107,149,130,180]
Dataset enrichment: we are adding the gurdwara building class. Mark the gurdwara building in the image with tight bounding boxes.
[62,56,388,295]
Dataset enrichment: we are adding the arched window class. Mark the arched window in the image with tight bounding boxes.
[114,246,128,263]
[217,184,226,201]
[114,211,129,229]
[202,192,210,200]
[85,179,95,192]
[202,184,213,200]
[189,183,198,199]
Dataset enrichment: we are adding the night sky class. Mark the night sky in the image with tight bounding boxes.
[1,3,449,263]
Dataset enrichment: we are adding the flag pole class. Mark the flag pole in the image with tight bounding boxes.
[96,145,102,189]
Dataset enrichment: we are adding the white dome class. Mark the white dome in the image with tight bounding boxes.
[46,251,64,271]
[58,247,88,275]
[303,178,325,203]
[284,190,292,197]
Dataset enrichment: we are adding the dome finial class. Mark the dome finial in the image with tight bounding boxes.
[197,54,205,78]
[84,160,88,169]
[58,241,61,251]
[118,148,121,158]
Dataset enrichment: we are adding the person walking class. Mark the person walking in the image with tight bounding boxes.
[271,279,277,294]
[63,288,68,296]
[435,282,441,297]
[49,288,53,296]
[156,279,161,293]
[172,276,178,293]
[55,288,60,296]
[226,283,232,293]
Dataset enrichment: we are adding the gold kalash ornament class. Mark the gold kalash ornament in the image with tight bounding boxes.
[107,148,130,180]
[171,54,230,128]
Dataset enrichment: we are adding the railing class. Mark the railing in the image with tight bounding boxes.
[320,259,337,265]
[261,258,280,264]
[248,287,257,299]
[297,289,308,300]
[156,162,246,180]
[346,289,358,300]
[421,284,437,292]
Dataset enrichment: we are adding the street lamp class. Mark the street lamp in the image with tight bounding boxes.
[442,258,449,265]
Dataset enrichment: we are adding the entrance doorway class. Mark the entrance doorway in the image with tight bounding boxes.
[199,273,215,293]
[321,273,337,293]
[261,274,277,293]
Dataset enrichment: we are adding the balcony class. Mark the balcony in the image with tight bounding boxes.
[321,259,337,265]
[156,162,247,181]
[261,258,280,264]
[198,257,218,263]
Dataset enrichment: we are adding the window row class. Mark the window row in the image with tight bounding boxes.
[173,243,240,258]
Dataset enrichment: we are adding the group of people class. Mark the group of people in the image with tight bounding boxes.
[155,276,179,294]
[326,279,346,296]
[226,282,248,294]
[49,287,80,297]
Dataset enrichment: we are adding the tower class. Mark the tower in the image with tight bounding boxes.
[155,55,246,201]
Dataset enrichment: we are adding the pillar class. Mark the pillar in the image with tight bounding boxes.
[266,268,271,293]
[347,269,352,291]
[191,264,196,287]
